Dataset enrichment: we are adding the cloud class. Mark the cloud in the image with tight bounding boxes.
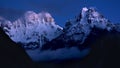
[26,47,90,61]
[0,8,25,21]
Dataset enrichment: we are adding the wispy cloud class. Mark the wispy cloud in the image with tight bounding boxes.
[0,8,25,21]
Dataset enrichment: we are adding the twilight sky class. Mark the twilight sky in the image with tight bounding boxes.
[0,0,119,27]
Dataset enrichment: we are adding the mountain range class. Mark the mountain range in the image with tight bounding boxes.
[0,7,120,62]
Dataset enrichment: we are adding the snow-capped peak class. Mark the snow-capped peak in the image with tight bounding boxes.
[24,11,55,25]
[81,7,88,18]
[0,11,63,49]
[74,7,114,31]
[24,11,39,23]
[82,7,88,12]
[38,11,55,23]
[63,7,115,45]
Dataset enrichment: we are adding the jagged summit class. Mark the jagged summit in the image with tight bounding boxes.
[81,7,88,18]
[24,11,55,24]
[58,7,117,48]
[65,7,114,31]
[24,11,38,23]
[38,11,54,23]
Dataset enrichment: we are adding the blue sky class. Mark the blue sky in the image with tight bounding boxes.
[0,0,119,27]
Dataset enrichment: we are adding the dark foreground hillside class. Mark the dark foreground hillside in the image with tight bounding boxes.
[0,28,37,68]
[79,32,120,68]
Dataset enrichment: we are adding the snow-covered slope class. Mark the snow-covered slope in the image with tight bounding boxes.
[0,7,120,61]
[0,7,117,50]
[26,7,120,61]
[0,11,63,49]
[64,7,115,44]
[41,7,118,51]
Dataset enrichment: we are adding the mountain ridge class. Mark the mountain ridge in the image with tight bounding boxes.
[0,7,120,61]
[41,7,119,51]
[0,11,63,49]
